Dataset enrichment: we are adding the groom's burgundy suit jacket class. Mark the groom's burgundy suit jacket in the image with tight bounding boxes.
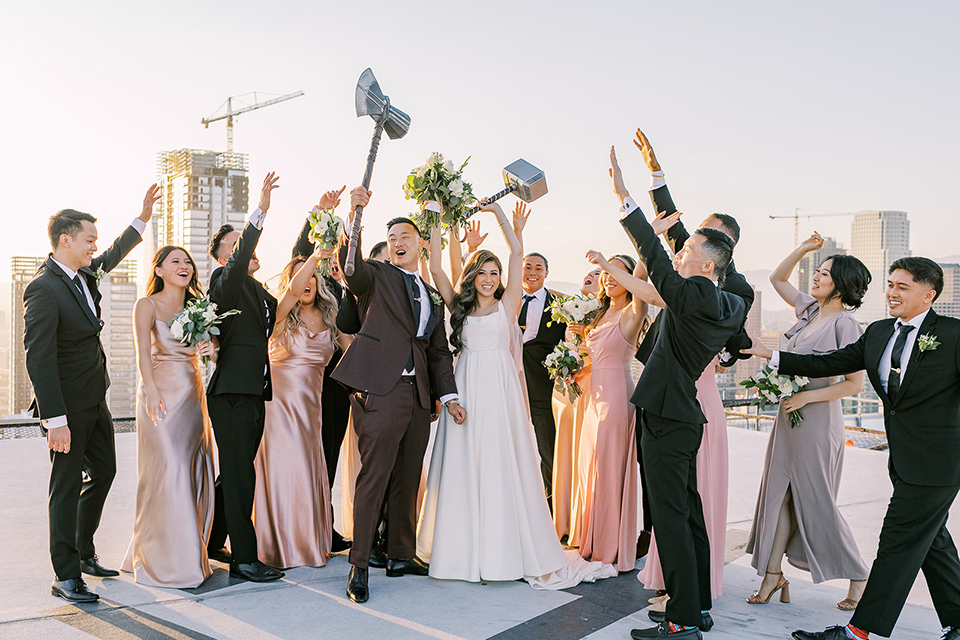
[332,232,456,410]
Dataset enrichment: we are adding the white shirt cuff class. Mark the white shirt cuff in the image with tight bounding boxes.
[650,171,666,190]
[130,218,146,235]
[248,207,266,230]
[43,416,68,429]
[620,195,639,215]
[439,394,458,406]
[770,351,781,370]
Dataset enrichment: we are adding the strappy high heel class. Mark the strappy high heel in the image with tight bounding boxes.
[746,571,790,604]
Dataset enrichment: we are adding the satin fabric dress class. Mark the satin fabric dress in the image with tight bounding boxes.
[574,314,640,572]
[253,328,334,569]
[122,301,215,588]
[417,301,615,587]
[553,384,589,543]
[639,358,728,597]
[746,292,869,583]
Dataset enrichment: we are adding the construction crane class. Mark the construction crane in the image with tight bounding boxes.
[770,208,858,246]
[202,91,304,153]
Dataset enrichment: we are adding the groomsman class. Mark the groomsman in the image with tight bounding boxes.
[24,185,159,602]
[747,257,960,640]
[518,252,567,503]
[205,173,283,583]
[334,187,463,603]
[612,145,745,639]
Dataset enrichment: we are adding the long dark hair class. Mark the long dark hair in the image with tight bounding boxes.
[146,245,202,300]
[277,257,341,343]
[591,254,637,329]
[450,249,504,355]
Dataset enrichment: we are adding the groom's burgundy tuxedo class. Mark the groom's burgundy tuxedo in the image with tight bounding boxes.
[334,230,456,567]
[24,224,142,580]
[779,310,960,636]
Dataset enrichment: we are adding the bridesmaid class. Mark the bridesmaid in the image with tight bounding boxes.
[746,233,871,609]
[254,245,349,569]
[572,251,648,572]
[123,246,216,588]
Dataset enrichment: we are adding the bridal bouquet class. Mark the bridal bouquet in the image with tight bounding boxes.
[546,293,602,344]
[403,152,476,236]
[169,297,241,364]
[739,364,809,428]
[544,341,586,403]
[307,206,344,277]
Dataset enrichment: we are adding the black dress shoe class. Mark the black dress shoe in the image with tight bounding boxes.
[80,556,119,578]
[207,547,232,564]
[369,545,388,569]
[229,560,284,582]
[943,628,960,640]
[386,557,429,577]
[631,622,702,639]
[637,530,652,558]
[331,531,352,553]
[51,577,100,603]
[792,627,851,640]
[647,610,712,633]
[347,565,368,603]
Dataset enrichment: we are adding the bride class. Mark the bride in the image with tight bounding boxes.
[416,200,614,588]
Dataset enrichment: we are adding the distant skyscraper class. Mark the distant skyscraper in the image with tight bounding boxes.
[146,149,249,293]
[850,210,910,324]
[101,260,138,417]
[9,256,45,415]
[733,287,764,386]
[797,237,845,297]
[935,263,960,319]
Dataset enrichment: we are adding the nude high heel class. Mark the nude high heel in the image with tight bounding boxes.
[746,571,790,604]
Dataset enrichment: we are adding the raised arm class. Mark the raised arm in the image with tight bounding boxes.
[338,187,374,296]
[771,232,824,309]
[585,250,650,342]
[483,200,524,317]
[633,129,690,253]
[428,225,456,309]
[293,186,346,259]
[276,245,333,324]
[91,183,159,274]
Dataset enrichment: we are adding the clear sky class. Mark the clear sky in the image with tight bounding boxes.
[2,1,957,304]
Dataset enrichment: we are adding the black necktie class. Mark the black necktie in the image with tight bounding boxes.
[518,294,535,331]
[72,275,84,294]
[402,272,422,371]
[888,323,915,402]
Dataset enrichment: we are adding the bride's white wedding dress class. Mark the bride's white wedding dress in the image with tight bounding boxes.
[416,301,615,588]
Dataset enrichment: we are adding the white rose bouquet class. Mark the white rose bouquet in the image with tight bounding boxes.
[403,152,476,237]
[168,297,241,364]
[307,206,344,277]
[739,364,810,428]
[544,341,586,402]
[546,293,602,344]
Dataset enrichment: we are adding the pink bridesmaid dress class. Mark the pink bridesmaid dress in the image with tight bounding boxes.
[253,328,334,568]
[638,358,728,597]
[574,313,639,572]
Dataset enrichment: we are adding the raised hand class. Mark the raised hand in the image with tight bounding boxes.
[585,249,606,266]
[464,220,488,252]
[651,210,683,236]
[318,185,346,210]
[258,172,281,212]
[512,201,531,235]
[348,187,372,224]
[800,231,825,253]
[742,332,773,359]
[609,146,629,204]
[312,246,335,261]
[139,183,161,222]
[633,129,661,173]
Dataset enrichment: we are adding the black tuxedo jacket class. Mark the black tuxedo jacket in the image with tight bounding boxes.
[207,222,278,400]
[635,183,754,365]
[622,207,746,424]
[521,290,567,401]
[24,225,142,418]
[333,231,456,409]
[779,310,960,486]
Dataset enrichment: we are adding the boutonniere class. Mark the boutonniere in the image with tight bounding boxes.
[917,333,940,352]
[428,290,442,306]
[93,265,105,284]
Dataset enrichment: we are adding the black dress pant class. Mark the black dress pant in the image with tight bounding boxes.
[526,374,556,504]
[321,375,350,532]
[640,410,711,628]
[636,410,653,532]
[851,468,960,637]
[207,393,266,564]
[48,402,116,580]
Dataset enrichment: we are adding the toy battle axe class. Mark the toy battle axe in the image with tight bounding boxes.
[344,68,411,275]
[464,159,547,218]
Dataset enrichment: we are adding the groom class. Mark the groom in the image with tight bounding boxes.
[334,187,464,603]
[24,185,159,602]
[611,145,745,639]
[747,257,960,640]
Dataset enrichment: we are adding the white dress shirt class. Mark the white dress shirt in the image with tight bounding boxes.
[521,286,547,343]
[877,309,929,393]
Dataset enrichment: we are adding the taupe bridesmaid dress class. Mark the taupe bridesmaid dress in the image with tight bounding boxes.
[122,298,215,588]
[253,328,334,569]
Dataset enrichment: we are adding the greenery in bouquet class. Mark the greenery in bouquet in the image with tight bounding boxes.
[544,341,586,403]
[168,297,241,364]
[546,293,602,344]
[403,152,476,236]
[739,364,809,428]
[307,206,344,277]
